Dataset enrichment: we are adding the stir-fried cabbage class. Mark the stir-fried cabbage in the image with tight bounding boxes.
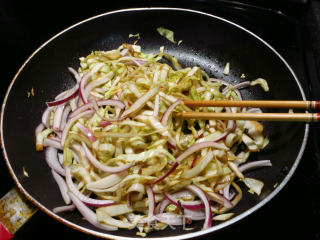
[36,43,271,235]
[157,27,176,44]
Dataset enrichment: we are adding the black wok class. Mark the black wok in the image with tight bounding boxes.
[0,8,308,239]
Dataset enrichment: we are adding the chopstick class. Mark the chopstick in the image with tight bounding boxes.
[173,112,320,122]
[183,100,320,110]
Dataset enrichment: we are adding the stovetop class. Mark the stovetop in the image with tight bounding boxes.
[1,0,320,239]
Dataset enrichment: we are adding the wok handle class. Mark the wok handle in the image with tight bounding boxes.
[0,187,38,238]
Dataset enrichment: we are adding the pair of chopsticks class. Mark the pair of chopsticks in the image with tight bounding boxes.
[173,100,320,122]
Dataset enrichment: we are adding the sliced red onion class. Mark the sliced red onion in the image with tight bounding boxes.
[66,167,115,207]
[81,142,134,173]
[220,184,236,202]
[53,204,75,214]
[155,213,183,225]
[45,147,66,176]
[161,99,182,125]
[181,201,206,210]
[146,186,155,219]
[176,141,227,164]
[42,107,54,128]
[69,97,78,111]
[77,95,84,107]
[119,56,148,66]
[153,94,160,117]
[184,208,205,221]
[54,89,70,100]
[68,192,117,231]
[79,72,91,104]
[53,103,66,131]
[35,123,45,136]
[68,102,93,119]
[164,193,207,210]
[43,137,62,150]
[187,185,212,229]
[163,192,179,207]
[121,85,159,118]
[68,67,81,82]
[51,169,70,204]
[58,152,64,165]
[152,162,178,185]
[60,105,71,130]
[68,99,125,119]
[99,121,112,127]
[238,160,272,173]
[159,190,195,213]
[233,81,251,90]
[79,63,105,104]
[211,131,229,143]
[46,85,79,107]
[61,109,94,146]
[75,123,96,142]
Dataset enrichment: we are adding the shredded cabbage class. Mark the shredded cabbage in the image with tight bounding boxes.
[157,27,176,44]
[37,43,271,235]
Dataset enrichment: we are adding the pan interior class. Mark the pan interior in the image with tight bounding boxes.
[1,8,307,239]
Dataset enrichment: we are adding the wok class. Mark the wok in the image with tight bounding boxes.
[0,8,308,239]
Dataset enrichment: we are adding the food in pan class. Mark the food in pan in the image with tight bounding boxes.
[35,43,271,235]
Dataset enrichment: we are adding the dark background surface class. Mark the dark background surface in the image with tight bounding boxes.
[1,0,320,239]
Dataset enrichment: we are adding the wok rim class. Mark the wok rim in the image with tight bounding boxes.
[0,7,309,240]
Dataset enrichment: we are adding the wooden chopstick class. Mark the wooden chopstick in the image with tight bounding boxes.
[173,112,320,122]
[183,100,320,110]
